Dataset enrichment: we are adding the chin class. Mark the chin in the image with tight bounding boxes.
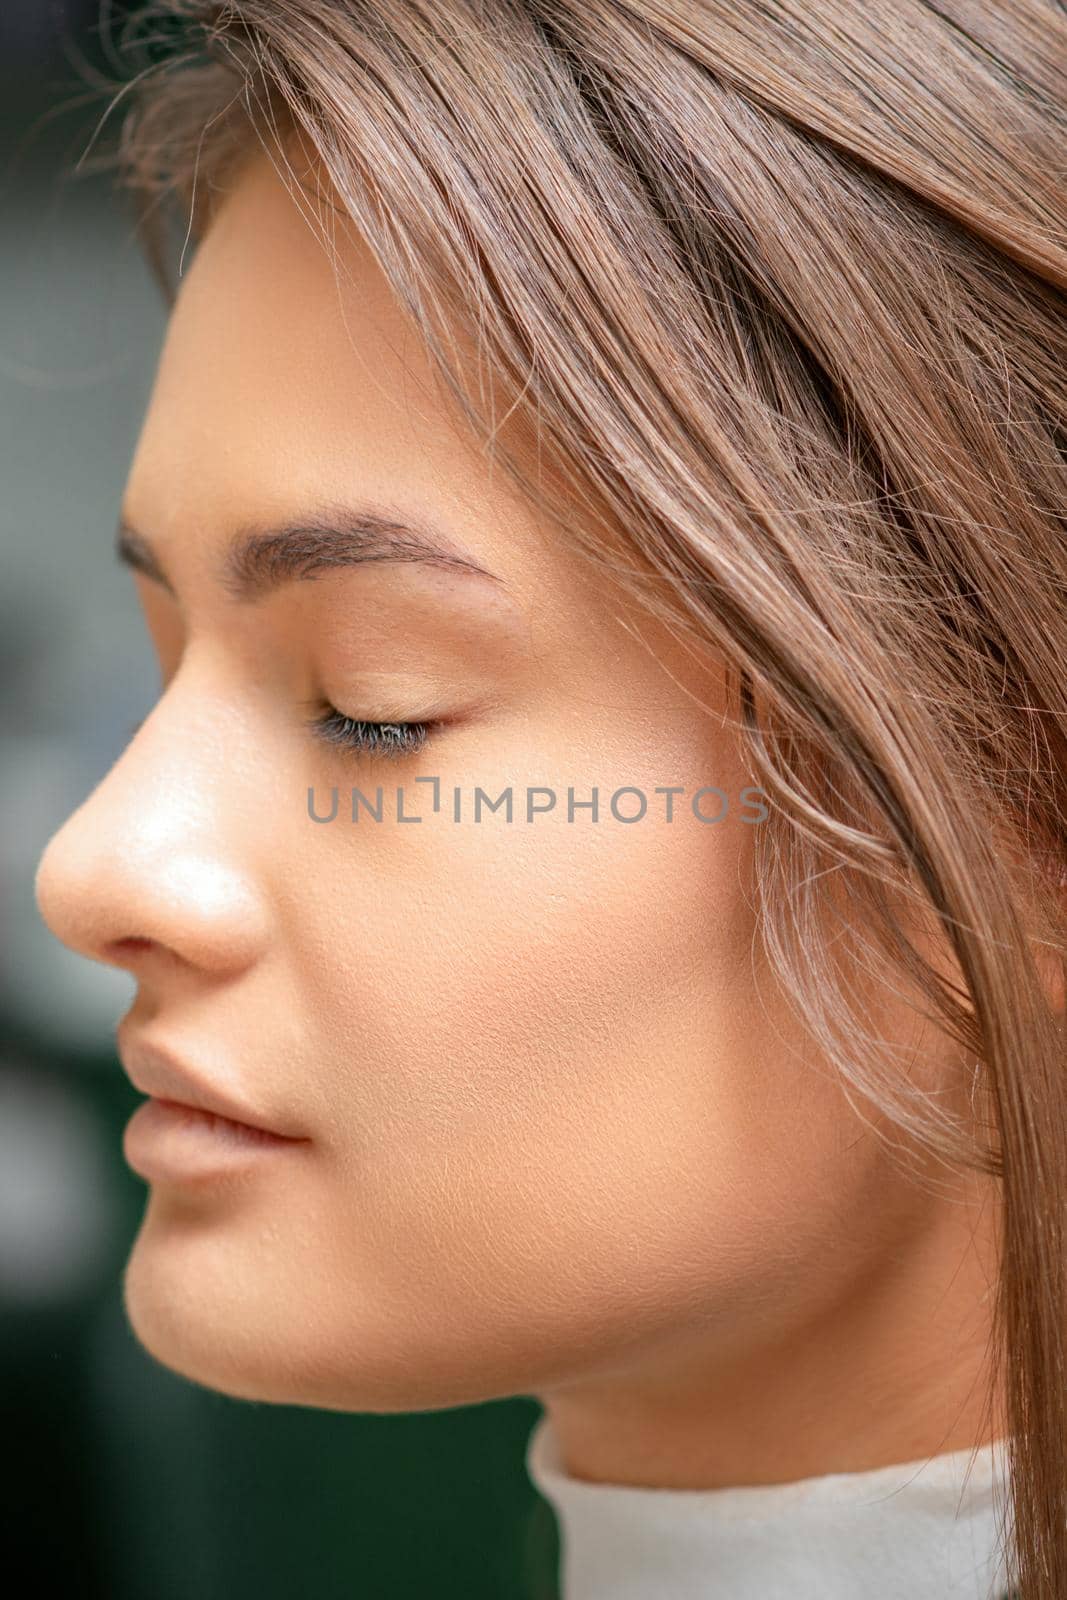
[119,1200,528,1414]
[121,1215,301,1404]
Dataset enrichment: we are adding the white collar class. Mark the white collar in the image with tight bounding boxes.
[526,1411,1013,1600]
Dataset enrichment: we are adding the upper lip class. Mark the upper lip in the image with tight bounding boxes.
[116,1026,307,1141]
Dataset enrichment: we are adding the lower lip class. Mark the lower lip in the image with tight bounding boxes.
[124,1098,303,1184]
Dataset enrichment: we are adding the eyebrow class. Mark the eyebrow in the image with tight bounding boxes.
[115,505,505,599]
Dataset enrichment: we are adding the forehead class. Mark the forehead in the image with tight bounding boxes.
[118,143,736,762]
[123,147,558,599]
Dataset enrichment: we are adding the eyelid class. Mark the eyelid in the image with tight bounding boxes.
[303,704,435,760]
[298,691,449,724]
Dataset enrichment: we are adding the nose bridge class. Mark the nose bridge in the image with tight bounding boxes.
[34,665,270,974]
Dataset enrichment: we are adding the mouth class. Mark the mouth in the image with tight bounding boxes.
[123,1096,306,1184]
[117,1029,309,1185]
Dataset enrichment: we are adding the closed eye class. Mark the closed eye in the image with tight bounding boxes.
[304,704,433,759]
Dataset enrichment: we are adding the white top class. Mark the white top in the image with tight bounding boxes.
[526,1410,1013,1600]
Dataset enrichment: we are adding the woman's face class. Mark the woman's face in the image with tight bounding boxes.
[34,149,987,1452]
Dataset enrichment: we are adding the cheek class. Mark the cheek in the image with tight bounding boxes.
[295,775,759,1130]
[123,734,919,1416]
[292,696,767,1108]
[282,781,879,1375]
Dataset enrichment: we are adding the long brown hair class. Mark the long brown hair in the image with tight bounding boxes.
[82,2,1067,1592]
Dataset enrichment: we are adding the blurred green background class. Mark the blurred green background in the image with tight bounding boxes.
[0,6,559,1594]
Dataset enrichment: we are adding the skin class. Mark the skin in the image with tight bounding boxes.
[34,145,1005,1489]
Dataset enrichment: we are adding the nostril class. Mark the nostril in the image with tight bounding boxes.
[108,936,157,960]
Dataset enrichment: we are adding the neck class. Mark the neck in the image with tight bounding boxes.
[535,1165,1004,1490]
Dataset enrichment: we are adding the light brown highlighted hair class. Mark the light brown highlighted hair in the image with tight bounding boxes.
[83,3,1066,1593]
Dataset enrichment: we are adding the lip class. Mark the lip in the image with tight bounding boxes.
[116,1028,309,1184]
[117,1028,304,1136]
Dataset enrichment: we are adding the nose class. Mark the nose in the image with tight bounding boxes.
[34,689,271,981]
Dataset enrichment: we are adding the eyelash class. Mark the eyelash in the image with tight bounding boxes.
[304,705,434,759]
